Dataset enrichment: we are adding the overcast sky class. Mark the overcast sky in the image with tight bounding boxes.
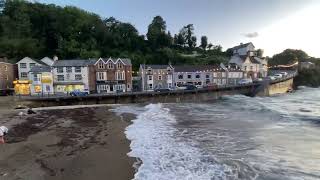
[35,0,320,57]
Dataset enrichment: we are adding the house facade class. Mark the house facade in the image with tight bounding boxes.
[52,60,96,94]
[229,43,268,79]
[139,64,174,91]
[29,66,54,95]
[16,57,43,80]
[0,57,17,95]
[226,68,244,85]
[174,65,228,87]
[94,58,132,93]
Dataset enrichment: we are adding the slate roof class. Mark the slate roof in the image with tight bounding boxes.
[232,42,254,50]
[174,65,223,72]
[100,58,132,65]
[52,59,96,67]
[30,65,51,72]
[141,64,172,69]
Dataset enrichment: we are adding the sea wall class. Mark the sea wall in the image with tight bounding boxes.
[16,77,295,108]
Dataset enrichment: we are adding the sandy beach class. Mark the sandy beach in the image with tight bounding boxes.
[0,99,135,180]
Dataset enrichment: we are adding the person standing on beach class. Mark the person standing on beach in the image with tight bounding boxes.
[0,126,8,144]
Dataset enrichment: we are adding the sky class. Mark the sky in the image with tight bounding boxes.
[34,0,320,57]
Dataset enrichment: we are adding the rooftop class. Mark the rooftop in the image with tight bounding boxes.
[52,59,96,67]
[30,65,51,73]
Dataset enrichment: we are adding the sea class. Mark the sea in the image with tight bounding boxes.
[112,87,320,180]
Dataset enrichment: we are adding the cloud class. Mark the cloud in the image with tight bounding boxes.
[243,32,259,38]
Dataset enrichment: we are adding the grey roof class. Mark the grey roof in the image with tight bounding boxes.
[30,65,51,72]
[141,64,172,69]
[174,65,224,72]
[232,42,254,50]
[52,59,96,67]
[101,58,132,65]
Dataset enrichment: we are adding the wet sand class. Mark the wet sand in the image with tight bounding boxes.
[0,104,135,180]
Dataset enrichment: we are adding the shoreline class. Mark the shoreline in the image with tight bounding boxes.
[0,105,135,180]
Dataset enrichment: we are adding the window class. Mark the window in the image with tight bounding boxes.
[33,74,39,81]
[117,63,123,69]
[4,65,7,71]
[98,63,104,69]
[29,63,36,69]
[148,75,152,81]
[75,67,81,73]
[116,71,125,80]
[196,74,201,79]
[57,75,64,81]
[213,72,217,77]
[206,74,210,79]
[107,63,114,69]
[178,75,183,79]
[5,75,8,80]
[115,84,125,91]
[66,67,72,73]
[168,83,172,88]
[244,66,247,71]
[75,74,82,81]
[21,72,28,78]
[20,63,27,69]
[148,84,153,89]
[97,72,106,80]
[250,66,253,70]
[57,67,64,73]
[187,74,192,79]
[158,75,162,80]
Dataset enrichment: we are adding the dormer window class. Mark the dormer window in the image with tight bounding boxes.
[98,62,104,69]
[117,62,123,69]
[108,63,114,69]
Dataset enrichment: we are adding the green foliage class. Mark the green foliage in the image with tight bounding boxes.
[0,0,229,70]
[269,49,309,66]
[200,36,208,50]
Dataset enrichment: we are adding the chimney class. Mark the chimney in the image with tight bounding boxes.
[53,56,58,61]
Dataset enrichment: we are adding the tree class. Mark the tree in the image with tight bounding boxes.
[256,49,264,57]
[200,36,208,50]
[191,36,197,48]
[179,24,195,49]
[269,49,309,66]
[146,16,170,48]
[207,43,213,50]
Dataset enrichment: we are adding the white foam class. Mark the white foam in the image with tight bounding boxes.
[115,104,231,180]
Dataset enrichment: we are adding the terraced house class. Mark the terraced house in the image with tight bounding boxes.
[52,59,96,94]
[174,65,228,87]
[94,58,132,93]
[139,64,174,91]
[0,56,17,95]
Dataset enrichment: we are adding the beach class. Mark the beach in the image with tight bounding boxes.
[0,99,135,180]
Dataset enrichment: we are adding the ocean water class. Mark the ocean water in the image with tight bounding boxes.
[112,87,320,180]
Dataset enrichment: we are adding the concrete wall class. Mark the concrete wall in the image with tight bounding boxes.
[17,77,295,108]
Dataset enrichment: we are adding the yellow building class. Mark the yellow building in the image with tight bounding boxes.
[13,80,31,95]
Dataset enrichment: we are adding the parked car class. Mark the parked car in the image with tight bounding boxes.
[238,79,253,85]
[267,76,276,80]
[70,90,89,97]
[280,72,288,76]
[195,85,203,89]
[176,85,187,90]
[186,84,197,90]
[274,74,283,79]
[155,88,171,92]
[253,78,263,83]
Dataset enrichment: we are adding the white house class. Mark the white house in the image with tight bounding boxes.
[16,57,55,80]
[16,57,43,80]
[232,42,255,56]
[52,59,96,94]
[229,43,268,79]
[29,66,54,95]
